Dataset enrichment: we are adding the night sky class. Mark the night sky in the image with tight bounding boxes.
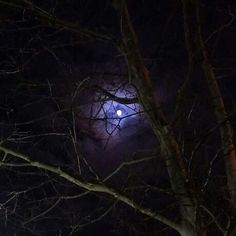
[0,0,236,235]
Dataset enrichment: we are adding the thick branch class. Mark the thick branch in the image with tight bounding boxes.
[182,0,236,208]
[0,145,180,232]
[0,0,115,42]
[113,0,196,226]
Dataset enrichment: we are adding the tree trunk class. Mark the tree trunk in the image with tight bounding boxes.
[181,0,236,208]
[113,0,198,231]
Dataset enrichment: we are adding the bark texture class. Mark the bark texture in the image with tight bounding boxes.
[182,0,236,209]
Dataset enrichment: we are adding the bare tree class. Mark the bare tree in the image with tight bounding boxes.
[0,0,236,235]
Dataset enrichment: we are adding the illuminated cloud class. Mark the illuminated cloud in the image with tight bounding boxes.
[81,83,145,145]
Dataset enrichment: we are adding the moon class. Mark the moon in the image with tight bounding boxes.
[116,109,122,117]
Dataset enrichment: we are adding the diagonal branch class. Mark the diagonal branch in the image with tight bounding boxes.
[0,145,181,232]
[112,0,197,227]
[0,0,115,43]
[182,0,236,208]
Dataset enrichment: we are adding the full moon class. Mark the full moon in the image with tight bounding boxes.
[116,109,122,117]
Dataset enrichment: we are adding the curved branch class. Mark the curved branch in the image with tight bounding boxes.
[0,145,181,232]
[94,86,139,104]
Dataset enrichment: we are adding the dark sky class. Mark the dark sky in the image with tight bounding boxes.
[0,0,236,235]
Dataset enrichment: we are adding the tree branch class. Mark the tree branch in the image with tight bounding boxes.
[0,0,115,43]
[0,145,181,232]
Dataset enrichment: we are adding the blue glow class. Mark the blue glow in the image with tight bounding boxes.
[87,85,143,139]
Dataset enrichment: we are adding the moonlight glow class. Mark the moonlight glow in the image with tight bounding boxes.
[83,83,144,138]
[116,109,122,117]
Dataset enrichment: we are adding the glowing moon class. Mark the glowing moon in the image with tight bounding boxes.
[116,109,122,117]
